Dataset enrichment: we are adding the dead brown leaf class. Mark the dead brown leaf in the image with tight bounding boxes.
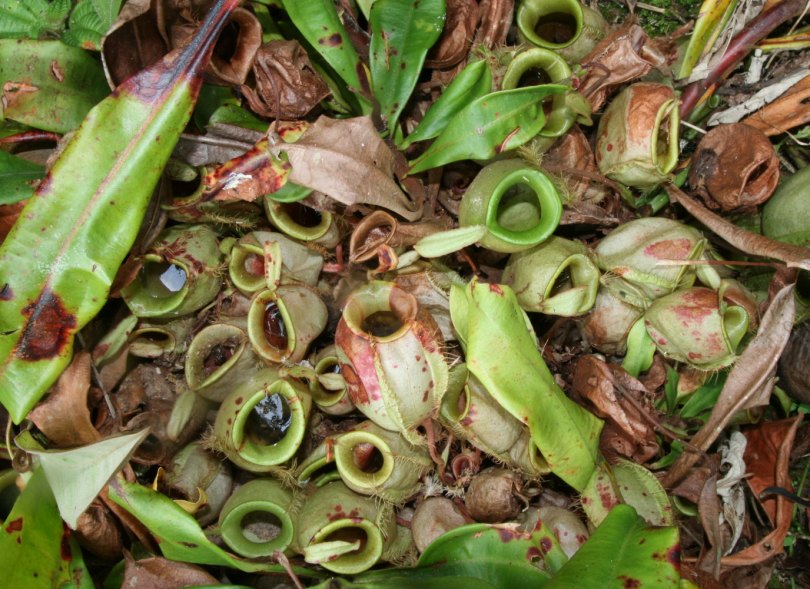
[743,73,810,136]
[28,352,101,447]
[241,40,330,119]
[578,23,666,112]
[721,416,802,567]
[122,553,219,588]
[101,0,166,86]
[425,0,479,69]
[698,474,723,577]
[0,200,27,245]
[662,284,795,488]
[271,116,423,220]
[666,184,810,271]
[473,0,513,49]
[572,355,659,463]
[74,500,123,560]
[688,124,779,211]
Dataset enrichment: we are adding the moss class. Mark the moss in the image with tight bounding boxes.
[599,0,703,37]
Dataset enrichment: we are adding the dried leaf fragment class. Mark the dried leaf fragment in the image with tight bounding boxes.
[28,352,102,447]
[241,40,330,119]
[270,116,423,220]
[578,23,665,112]
[666,184,810,271]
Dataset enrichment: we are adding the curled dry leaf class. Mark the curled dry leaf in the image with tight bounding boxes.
[27,352,102,447]
[74,500,124,561]
[101,0,168,86]
[572,355,659,463]
[666,184,810,271]
[425,0,480,69]
[270,116,423,220]
[105,2,261,87]
[122,553,219,589]
[349,210,451,262]
[743,73,810,135]
[205,7,263,86]
[662,284,795,488]
[697,474,724,577]
[688,124,779,211]
[241,40,331,119]
[722,416,802,567]
[473,0,514,50]
[578,23,666,112]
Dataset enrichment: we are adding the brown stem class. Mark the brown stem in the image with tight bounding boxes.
[680,0,805,118]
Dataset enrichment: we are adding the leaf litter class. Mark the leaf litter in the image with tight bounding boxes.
[0,0,810,587]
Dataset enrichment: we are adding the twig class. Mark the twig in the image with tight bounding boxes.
[273,551,306,589]
[76,332,117,420]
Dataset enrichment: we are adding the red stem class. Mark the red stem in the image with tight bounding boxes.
[0,131,60,145]
[679,0,804,118]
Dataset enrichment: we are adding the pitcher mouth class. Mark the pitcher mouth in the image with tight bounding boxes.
[342,281,418,343]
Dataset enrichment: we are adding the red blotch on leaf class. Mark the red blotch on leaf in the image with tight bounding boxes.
[617,575,641,588]
[16,288,77,361]
[4,517,23,533]
[60,525,72,561]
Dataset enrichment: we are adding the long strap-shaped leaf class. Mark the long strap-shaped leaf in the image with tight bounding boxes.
[450,280,603,491]
[0,0,241,423]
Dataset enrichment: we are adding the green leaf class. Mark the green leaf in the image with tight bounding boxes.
[450,280,603,490]
[409,85,568,174]
[417,523,563,580]
[414,224,487,258]
[0,40,109,133]
[0,468,94,588]
[27,429,150,528]
[399,59,492,149]
[281,0,371,113]
[369,0,445,130]
[107,478,326,578]
[0,151,45,205]
[679,371,727,419]
[545,505,680,589]
[61,0,123,51]
[0,0,71,39]
[340,521,565,588]
[677,0,737,79]
[193,84,267,132]
[581,461,674,528]
[0,0,242,424]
